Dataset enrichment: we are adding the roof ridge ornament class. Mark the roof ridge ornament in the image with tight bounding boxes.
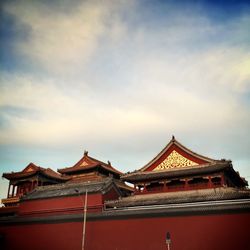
[172,135,175,141]
[84,150,88,156]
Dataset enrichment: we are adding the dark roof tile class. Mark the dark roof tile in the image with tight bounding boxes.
[21,178,118,201]
[105,187,250,208]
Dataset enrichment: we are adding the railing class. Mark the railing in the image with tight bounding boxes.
[1,196,20,206]
[212,182,222,187]
[135,181,223,195]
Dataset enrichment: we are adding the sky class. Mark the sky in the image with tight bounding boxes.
[0,0,250,201]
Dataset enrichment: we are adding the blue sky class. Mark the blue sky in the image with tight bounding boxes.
[0,0,250,201]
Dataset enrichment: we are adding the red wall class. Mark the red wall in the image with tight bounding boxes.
[19,194,103,217]
[102,188,120,203]
[1,212,249,250]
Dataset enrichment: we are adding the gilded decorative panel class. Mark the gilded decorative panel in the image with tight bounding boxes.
[153,150,198,171]
[26,167,34,172]
[80,160,89,167]
[25,166,35,172]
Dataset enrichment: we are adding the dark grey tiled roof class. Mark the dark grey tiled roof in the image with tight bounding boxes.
[105,187,250,208]
[22,178,117,201]
[122,162,230,182]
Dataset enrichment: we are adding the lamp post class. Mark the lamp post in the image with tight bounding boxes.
[166,232,171,250]
[75,189,88,250]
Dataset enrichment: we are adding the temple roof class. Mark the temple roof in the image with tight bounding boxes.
[140,136,218,172]
[21,178,121,201]
[58,151,122,176]
[105,187,250,208]
[122,137,248,186]
[2,163,69,181]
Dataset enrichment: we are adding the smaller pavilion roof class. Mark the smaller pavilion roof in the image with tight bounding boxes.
[58,151,122,176]
[2,163,69,181]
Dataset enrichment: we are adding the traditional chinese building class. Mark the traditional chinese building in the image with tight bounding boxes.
[57,150,132,195]
[1,152,132,209]
[1,163,69,207]
[0,137,250,250]
[121,136,247,195]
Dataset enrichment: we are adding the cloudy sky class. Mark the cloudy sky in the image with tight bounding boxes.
[0,0,250,200]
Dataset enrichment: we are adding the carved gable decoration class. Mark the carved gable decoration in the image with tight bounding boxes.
[23,163,37,173]
[80,160,89,167]
[153,150,198,171]
[25,167,35,172]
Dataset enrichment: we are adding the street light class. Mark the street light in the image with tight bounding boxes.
[75,188,88,250]
[166,232,171,250]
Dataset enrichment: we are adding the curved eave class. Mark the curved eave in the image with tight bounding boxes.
[2,171,38,180]
[225,167,248,187]
[100,164,122,176]
[114,180,134,192]
[122,162,230,182]
[2,169,69,182]
[87,155,123,175]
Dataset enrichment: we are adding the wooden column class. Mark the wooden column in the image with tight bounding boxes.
[221,174,225,187]
[208,176,212,188]
[163,181,167,191]
[184,179,189,190]
[14,185,17,196]
[7,183,11,198]
[11,185,15,197]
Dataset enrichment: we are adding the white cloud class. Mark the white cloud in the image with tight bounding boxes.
[1,46,249,148]
[0,0,249,156]
[3,0,133,74]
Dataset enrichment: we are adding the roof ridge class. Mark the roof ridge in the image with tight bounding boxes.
[25,177,114,193]
[173,138,218,163]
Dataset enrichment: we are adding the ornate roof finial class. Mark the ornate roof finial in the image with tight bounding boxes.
[107,160,111,165]
[84,150,88,156]
[172,135,175,141]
